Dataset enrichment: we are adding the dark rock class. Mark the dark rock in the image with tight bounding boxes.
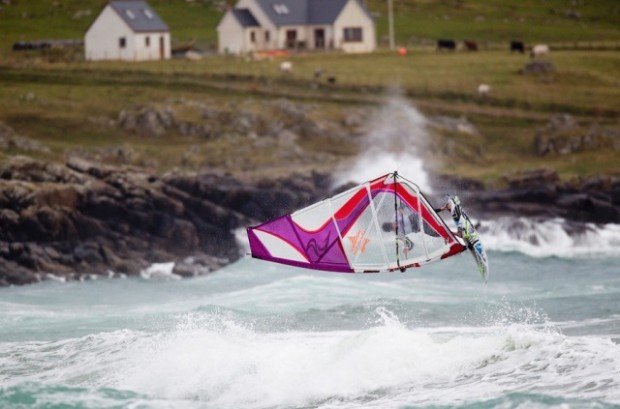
[519,60,556,75]
[74,242,105,263]
[118,106,175,138]
[0,122,50,153]
[611,184,620,206]
[0,156,336,286]
[503,168,559,189]
[534,114,619,156]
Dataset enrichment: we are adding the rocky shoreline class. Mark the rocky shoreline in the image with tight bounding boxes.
[0,157,618,286]
[0,156,332,286]
[437,169,620,224]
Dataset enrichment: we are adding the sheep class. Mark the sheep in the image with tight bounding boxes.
[280,61,293,73]
[477,83,491,97]
[530,44,549,58]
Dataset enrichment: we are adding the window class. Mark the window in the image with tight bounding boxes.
[125,9,135,20]
[143,9,154,19]
[272,4,289,14]
[265,31,270,42]
[119,37,126,48]
[250,31,256,43]
[343,27,363,42]
[145,36,150,47]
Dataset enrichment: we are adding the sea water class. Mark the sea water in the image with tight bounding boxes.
[1,223,619,409]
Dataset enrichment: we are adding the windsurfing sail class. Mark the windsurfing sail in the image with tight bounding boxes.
[247,172,466,273]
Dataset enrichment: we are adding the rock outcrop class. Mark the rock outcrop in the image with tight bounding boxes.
[456,169,620,224]
[519,60,556,75]
[116,98,337,141]
[0,156,332,286]
[534,114,620,156]
[0,122,50,153]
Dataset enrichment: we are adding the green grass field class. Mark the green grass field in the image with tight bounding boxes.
[6,49,617,115]
[0,0,619,184]
[1,48,618,183]
[1,0,619,51]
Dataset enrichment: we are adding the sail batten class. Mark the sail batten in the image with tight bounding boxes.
[247,172,466,273]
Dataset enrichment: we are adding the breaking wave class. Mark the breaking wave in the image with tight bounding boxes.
[479,217,620,258]
[1,307,619,409]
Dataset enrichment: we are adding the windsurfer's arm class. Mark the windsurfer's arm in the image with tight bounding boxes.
[434,203,448,213]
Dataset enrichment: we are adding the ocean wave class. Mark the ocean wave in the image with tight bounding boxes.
[479,217,620,258]
[2,308,618,409]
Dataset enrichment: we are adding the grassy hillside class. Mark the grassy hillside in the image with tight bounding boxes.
[7,49,616,115]
[1,0,619,52]
[370,0,620,45]
[0,50,618,183]
[0,0,222,51]
[0,0,618,185]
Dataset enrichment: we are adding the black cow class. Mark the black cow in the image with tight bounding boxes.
[510,41,525,53]
[437,39,456,51]
[464,40,478,51]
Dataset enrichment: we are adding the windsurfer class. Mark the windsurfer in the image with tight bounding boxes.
[436,195,488,280]
[434,196,478,244]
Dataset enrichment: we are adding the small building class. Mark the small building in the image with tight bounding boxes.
[217,0,376,54]
[85,0,171,61]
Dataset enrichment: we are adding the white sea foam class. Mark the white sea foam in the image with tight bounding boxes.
[337,96,431,193]
[140,262,180,280]
[2,308,618,408]
[479,217,620,258]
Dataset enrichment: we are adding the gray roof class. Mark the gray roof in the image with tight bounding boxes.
[252,0,364,26]
[232,8,260,27]
[109,0,169,32]
[254,0,307,26]
[308,0,350,24]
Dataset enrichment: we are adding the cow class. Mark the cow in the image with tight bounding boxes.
[530,44,550,58]
[510,41,525,53]
[464,40,478,51]
[437,39,456,51]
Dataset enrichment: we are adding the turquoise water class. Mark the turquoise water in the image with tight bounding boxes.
[1,251,619,409]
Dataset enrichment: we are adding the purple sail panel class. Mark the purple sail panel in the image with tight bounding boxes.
[247,227,270,260]
[249,214,352,272]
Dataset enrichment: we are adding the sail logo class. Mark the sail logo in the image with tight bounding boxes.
[348,230,370,255]
[305,234,331,261]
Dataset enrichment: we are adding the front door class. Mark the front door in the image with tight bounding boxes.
[314,28,325,49]
[286,30,297,49]
[159,36,164,59]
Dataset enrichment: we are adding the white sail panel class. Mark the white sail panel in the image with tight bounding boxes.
[247,173,466,273]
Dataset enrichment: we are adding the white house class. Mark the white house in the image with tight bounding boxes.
[85,0,171,61]
[217,0,376,54]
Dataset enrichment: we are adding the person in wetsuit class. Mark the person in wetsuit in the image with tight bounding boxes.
[435,195,479,244]
[435,195,488,280]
